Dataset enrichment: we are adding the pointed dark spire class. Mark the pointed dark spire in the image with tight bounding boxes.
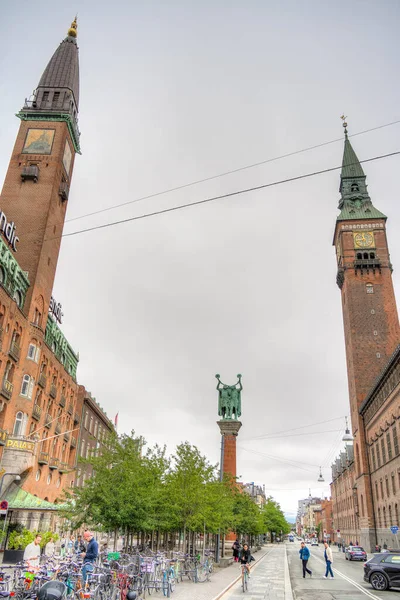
[337,118,385,222]
[17,19,81,153]
[36,18,80,109]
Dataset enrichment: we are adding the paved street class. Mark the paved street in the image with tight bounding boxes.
[287,542,395,599]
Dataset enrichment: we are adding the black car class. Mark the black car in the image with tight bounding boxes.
[345,545,367,561]
[364,551,400,591]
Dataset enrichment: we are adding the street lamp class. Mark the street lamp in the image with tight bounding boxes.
[342,417,354,442]
[317,467,324,483]
[0,473,21,497]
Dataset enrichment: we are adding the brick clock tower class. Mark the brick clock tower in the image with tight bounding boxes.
[333,120,400,549]
[0,18,80,322]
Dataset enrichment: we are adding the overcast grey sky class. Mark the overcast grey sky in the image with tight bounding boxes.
[1,0,400,519]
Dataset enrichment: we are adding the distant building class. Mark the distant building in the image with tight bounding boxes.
[243,482,266,508]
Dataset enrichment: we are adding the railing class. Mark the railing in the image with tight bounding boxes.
[59,181,69,201]
[32,404,42,420]
[38,373,47,389]
[49,457,59,469]
[1,379,13,400]
[9,341,20,362]
[73,412,80,424]
[21,165,39,182]
[38,452,49,464]
[67,403,73,415]
[55,423,61,435]
[45,413,52,428]
[50,384,57,399]
[71,436,77,448]
[354,257,381,270]
[59,395,66,408]
[59,462,69,473]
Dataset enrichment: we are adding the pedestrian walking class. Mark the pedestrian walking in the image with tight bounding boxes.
[24,534,42,568]
[299,542,312,578]
[67,535,74,555]
[232,539,240,562]
[81,531,99,582]
[323,541,334,579]
[45,537,55,557]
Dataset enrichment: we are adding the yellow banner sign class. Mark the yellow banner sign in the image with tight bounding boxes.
[6,439,35,452]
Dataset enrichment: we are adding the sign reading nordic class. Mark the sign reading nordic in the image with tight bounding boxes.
[0,210,19,251]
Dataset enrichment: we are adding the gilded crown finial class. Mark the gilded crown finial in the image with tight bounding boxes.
[68,16,78,38]
[340,114,348,137]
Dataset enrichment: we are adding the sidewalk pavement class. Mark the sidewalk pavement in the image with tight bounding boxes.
[167,544,293,600]
[224,545,293,600]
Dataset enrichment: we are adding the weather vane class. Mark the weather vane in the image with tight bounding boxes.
[340,114,348,134]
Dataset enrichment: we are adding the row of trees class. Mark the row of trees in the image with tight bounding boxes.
[62,433,290,549]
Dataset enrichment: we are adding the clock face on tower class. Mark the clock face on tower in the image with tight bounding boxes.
[354,231,375,248]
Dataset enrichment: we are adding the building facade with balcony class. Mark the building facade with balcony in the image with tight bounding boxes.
[0,19,116,521]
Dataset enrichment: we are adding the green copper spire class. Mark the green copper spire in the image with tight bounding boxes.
[337,117,386,222]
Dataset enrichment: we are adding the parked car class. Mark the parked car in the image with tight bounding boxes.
[345,545,367,561]
[311,540,319,546]
[364,551,400,591]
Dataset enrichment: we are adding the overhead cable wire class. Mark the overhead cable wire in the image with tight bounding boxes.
[64,118,400,224]
[237,446,318,473]
[242,429,342,440]
[241,415,345,441]
[44,150,400,243]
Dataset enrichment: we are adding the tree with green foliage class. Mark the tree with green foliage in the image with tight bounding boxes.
[262,497,291,540]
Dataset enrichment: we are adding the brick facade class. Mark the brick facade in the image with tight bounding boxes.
[331,132,400,551]
[0,23,115,521]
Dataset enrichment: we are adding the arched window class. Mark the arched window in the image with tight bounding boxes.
[351,182,359,192]
[13,411,24,436]
[356,443,361,475]
[361,494,365,517]
[383,506,386,527]
[389,505,392,526]
[27,342,40,363]
[13,290,22,308]
[363,252,369,260]
[20,375,35,399]
[378,507,381,527]
[357,253,362,260]
[370,252,375,259]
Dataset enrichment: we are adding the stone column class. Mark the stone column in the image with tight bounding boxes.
[217,420,242,480]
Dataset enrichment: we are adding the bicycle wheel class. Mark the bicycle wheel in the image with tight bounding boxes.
[162,574,168,597]
[196,565,208,583]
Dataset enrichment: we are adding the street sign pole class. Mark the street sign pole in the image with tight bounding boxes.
[390,526,399,548]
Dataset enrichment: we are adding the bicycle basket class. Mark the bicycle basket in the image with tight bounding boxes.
[107,552,120,561]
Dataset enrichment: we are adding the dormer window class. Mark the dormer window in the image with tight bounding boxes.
[351,182,359,192]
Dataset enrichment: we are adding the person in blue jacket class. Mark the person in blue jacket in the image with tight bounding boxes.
[299,542,312,578]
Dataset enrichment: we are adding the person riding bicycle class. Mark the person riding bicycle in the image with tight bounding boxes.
[239,543,251,578]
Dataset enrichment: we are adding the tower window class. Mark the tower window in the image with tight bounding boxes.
[366,284,374,294]
[351,183,359,192]
[53,92,60,106]
[357,253,362,260]
[370,252,375,259]
[42,91,49,104]
[363,252,369,259]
